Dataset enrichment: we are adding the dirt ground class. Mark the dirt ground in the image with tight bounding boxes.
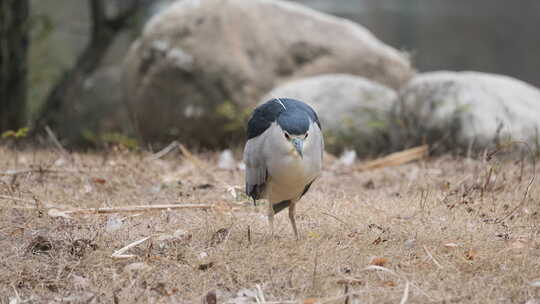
[1,146,539,303]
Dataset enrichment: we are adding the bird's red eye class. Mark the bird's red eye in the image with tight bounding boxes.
[284,133,290,140]
[304,133,309,139]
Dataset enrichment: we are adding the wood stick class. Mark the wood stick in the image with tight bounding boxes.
[357,145,429,171]
[112,236,151,259]
[60,203,215,215]
[45,125,74,162]
[146,140,179,160]
[423,245,443,269]
[1,195,241,216]
[0,168,65,176]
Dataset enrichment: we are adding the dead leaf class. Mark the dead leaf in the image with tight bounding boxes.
[9,227,24,237]
[465,249,477,260]
[303,298,318,304]
[372,236,388,245]
[441,181,451,190]
[307,231,321,239]
[198,262,214,271]
[93,178,106,184]
[370,257,388,266]
[382,280,397,287]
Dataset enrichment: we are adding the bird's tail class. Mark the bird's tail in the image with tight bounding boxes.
[272,200,291,214]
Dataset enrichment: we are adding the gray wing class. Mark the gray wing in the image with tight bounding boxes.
[310,120,324,166]
[314,122,324,163]
[299,123,324,199]
[243,135,268,200]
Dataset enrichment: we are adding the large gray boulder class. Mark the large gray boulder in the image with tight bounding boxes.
[49,66,131,146]
[393,71,540,152]
[260,74,397,155]
[122,0,413,147]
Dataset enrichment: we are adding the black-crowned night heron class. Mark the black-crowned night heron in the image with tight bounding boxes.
[244,98,324,239]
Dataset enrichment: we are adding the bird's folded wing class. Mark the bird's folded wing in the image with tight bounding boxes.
[244,137,268,200]
[315,123,324,162]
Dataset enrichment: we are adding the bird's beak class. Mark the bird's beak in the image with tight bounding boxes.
[292,138,304,158]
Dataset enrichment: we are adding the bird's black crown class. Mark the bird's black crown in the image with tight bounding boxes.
[246,98,321,140]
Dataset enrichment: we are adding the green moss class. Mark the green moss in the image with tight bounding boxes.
[82,129,139,149]
[2,127,29,139]
[215,100,252,133]
[101,133,139,149]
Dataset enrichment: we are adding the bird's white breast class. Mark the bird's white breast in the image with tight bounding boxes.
[267,155,320,203]
[264,122,323,203]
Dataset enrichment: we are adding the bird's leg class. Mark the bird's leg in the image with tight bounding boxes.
[288,201,299,240]
[268,201,275,238]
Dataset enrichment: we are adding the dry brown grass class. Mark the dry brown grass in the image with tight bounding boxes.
[1,146,540,303]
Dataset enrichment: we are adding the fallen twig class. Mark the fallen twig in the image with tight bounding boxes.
[53,203,217,215]
[320,211,355,232]
[45,125,74,162]
[423,245,443,269]
[146,141,180,160]
[357,145,428,171]
[1,195,242,216]
[0,169,52,176]
[112,236,151,259]
[400,280,410,304]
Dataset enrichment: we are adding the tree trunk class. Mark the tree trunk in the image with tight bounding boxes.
[0,0,29,132]
[33,0,140,133]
